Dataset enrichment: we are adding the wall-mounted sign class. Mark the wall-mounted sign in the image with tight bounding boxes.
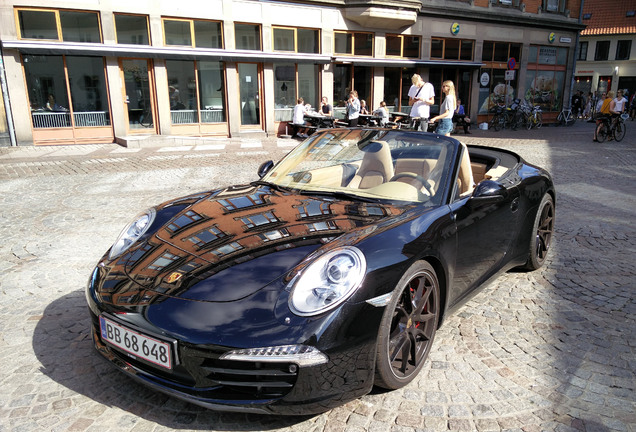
[480,72,490,87]
[548,32,556,43]
[505,70,516,81]
[507,57,516,70]
[451,22,460,35]
[560,37,572,43]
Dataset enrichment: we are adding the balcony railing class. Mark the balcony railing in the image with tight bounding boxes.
[32,111,111,128]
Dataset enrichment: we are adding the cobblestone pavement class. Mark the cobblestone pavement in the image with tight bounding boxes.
[0,121,634,432]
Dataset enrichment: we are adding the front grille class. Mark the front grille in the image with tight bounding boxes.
[200,359,297,398]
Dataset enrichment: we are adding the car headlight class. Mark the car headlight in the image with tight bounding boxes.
[289,246,366,316]
[108,209,156,260]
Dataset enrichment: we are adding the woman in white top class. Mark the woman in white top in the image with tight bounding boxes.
[430,80,456,137]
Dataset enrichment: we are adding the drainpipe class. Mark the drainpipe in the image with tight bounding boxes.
[568,0,585,107]
[0,46,17,146]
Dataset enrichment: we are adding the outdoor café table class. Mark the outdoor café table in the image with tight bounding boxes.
[304,113,335,129]
[358,114,382,126]
[389,112,412,128]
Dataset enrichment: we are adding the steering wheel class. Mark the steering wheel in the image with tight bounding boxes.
[390,172,434,196]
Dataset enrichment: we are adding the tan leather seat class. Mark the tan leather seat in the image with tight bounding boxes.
[393,158,435,187]
[348,141,394,189]
[457,143,475,196]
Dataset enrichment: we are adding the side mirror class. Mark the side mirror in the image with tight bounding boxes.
[469,180,507,206]
[257,160,274,178]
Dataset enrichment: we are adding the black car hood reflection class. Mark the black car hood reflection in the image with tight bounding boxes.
[107,184,404,303]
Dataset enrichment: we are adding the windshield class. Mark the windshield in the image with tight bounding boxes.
[262,129,457,205]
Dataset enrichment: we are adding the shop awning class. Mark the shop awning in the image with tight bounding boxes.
[1,40,332,64]
[332,56,484,68]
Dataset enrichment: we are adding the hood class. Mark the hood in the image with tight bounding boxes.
[100,184,405,303]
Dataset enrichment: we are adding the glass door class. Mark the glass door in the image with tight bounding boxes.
[120,59,157,133]
[238,63,262,128]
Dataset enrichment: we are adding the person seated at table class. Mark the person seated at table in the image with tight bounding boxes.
[360,99,370,115]
[319,96,333,117]
[292,97,311,138]
[453,98,471,134]
[373,101,389,127]
[46,94,68,112]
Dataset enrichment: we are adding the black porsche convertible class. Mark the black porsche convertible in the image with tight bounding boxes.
[86,128,555,415]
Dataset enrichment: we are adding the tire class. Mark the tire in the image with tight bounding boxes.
[597,123,609,143]
[494,116,503,131]
[556,113,563,126]
[526,114,533,130]
[566,112,575,126]
[374,261,440,390]
[522,194,554,271]
[536,112,543,128]
[614,121,626,142]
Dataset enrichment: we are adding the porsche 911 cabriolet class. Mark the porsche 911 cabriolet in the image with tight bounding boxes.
[85,128,555,415]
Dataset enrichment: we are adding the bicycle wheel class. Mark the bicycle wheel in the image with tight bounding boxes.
[139,110,153,127]
[526,114,534,130]
[556,113,563,126]
[536,112,543,129]
[565,111,575,126]
[493,115,502,131]
[613,121,626,142]
[597,123,609,143]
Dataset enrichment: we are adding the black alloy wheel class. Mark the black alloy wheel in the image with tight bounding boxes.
[374,261,440,389]
[523,194,555,270]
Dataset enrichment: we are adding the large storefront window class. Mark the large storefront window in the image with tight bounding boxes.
[333,64,372,119]
[24,55,110,129]
[166,60,226,125]
[383,67,417,113]
[525,45,568,112]
[273,63,319,121]
[478,42,522,114]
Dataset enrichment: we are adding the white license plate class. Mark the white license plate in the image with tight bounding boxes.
[99,316,173,370]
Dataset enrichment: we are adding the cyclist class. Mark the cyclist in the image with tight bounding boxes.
[606,90,628,141]
[593,91,613,142]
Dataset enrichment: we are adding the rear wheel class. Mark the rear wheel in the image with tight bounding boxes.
[522,194,554,271]
[597,122,609,143]
[614,121,626,141]
[374,261,440,389]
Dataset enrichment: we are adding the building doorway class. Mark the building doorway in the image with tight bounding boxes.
[237,63,262,129]
[120,58,157,134]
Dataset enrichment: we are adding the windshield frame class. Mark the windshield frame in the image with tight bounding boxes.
[262,128,461,206]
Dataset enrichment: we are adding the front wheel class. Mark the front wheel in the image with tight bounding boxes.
[521,194,555,271]
[614,121,626,141]
[374,261,440,390]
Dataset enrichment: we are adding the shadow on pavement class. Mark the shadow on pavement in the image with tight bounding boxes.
[33,290,313,430]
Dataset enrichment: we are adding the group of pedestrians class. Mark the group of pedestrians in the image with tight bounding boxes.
[293,74,469,138]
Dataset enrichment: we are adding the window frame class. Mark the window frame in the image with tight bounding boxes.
[16,7,102,43]
[234,22,262,51]
[594,40,610,61]
[334,31,374,56]
[113,13,150,45]
[385,34,421,59]
[615,40,632,61]
[577,41,588,61]
[272,26,320,54]
[162,17,224,49]
[431,37,475,61]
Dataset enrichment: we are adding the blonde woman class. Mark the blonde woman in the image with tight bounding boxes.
[431,80,456,136]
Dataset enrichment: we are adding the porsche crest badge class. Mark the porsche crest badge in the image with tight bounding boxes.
[165,272,183,284]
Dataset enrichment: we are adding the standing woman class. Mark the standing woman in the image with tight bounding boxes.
[346,90,361,127]
[431,80,456,136]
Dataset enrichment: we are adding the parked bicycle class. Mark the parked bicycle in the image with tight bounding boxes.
[556,106,575,126]
[526,104,543,129]
[596,113,627,143]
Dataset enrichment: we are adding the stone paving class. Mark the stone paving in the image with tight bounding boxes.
[0,121,634,432]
